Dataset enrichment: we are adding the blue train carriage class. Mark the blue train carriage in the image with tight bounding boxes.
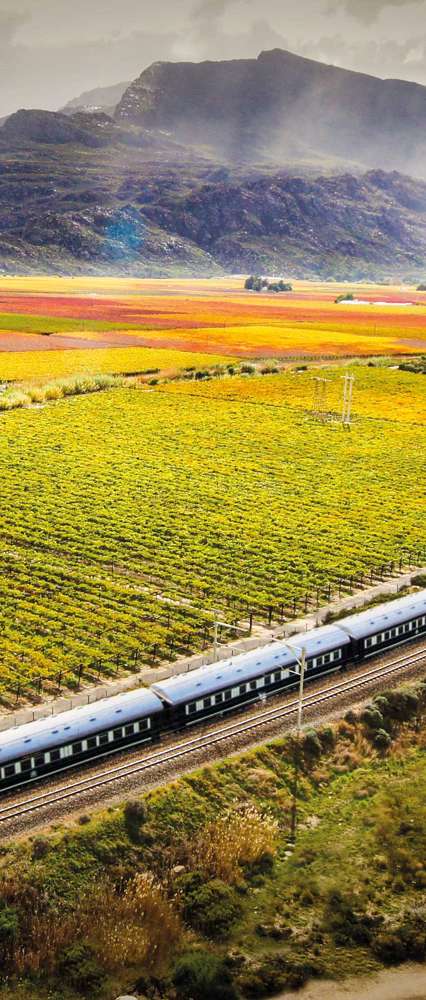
[0,687,164,792]
[151,624,352,729]
[338,589,426,659]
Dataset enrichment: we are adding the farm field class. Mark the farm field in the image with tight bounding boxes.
[0,362,424,703]
[0,277,426,364]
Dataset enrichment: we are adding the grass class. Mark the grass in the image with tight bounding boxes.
[0,681,424,999]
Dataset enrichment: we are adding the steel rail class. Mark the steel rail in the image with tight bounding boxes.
[0,645,424,825]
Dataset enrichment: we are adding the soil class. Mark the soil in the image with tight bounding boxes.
[274,964,426,1000]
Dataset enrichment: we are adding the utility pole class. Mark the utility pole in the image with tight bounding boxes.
[342,374,355,429]
[282,640,307,842]
[212,609,247,663]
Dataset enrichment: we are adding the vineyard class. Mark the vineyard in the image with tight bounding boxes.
[0,362,424,703]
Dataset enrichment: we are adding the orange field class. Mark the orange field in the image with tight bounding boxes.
[0,277,425,369]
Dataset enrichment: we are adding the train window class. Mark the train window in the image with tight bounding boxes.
[50,749,60,762]
[323,653,331,664]
[224,690,232,701]
[140,719,149,730]
[124,724,135,737]
[87,737,97,750]
[238,685,247,696]
[203,697,212,709]
[4,764,15,777]
[34,754,45,768]
[214,693,223,704]
[21,758,31,772]
[72,742,83,755]
[187,702,197,715]
[264,674,271,685]
[391,628,397,637]
[99,733,109,746]
[249,681,257,691]
[113,728,123,740]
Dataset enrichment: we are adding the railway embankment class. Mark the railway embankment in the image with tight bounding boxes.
[0,678,423,1000]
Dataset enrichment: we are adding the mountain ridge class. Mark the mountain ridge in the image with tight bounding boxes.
[115,48,426,178]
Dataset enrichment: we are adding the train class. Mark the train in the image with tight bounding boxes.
[0,588,425,793]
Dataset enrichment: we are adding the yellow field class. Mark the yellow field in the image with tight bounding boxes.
[0,346,231,383]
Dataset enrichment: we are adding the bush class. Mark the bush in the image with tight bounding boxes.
[124,798,148,841]
[361,707,384,732]
[373,729,392,751]
[372,906,426,964]
[240,364,256,375]
[58,944,105,993]
[31,837,50,860]
[318,725,335,751]
[173,950,237,1000]
[302,729,322,759]
[324,889,374,946]
[178,874,242,938]
[0,905,19,960]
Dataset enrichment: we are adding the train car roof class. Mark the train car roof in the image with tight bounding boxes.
[338,589,426,640]
[0,687,163,765]
[152,624,350,706]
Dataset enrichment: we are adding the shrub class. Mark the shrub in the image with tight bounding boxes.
[178,874,242,938]
[372,906,426,964]
[324,889,374,946]
[302,729,322,759]
[240,363,256,375]
[374,729,392,751]
[188,807,278,883]
[124,798,148,841]
[31,837,50,860]
[361,707,384,732]
[58,943,105,993]
[173,950,237,1000]
[318,725,335,751]
[0,905,19,960]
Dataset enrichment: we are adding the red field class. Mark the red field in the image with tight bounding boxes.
[0,276,425,362]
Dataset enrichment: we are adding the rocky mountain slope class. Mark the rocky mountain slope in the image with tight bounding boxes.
[116,48,426,179]
[1,49,426,278]
[61,81,130,117]
[0,111,426,279]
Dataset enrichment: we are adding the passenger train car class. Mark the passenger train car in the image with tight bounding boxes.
[0,589,425,792]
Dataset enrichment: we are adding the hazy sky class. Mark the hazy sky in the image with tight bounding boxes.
[1,0,426,117]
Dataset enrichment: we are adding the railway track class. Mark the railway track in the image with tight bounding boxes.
[0,644,424,826]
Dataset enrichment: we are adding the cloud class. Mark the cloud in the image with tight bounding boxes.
[331,0,419,23]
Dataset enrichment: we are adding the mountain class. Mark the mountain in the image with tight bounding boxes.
[116,49,426,179]
[1,50,426,279]
[61,81,130,116]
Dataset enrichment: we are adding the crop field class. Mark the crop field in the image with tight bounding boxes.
[0,362,424,703]
[0,276,425,361]
[0,346,231,383]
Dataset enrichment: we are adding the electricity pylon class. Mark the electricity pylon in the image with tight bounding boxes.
[342,374,355,429]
